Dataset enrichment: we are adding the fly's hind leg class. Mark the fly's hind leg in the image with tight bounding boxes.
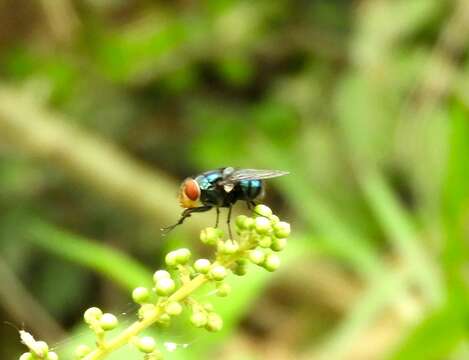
[161,206,212,235]
[227,205,233,239]
[215,207,220,228]
[246,201,258,213]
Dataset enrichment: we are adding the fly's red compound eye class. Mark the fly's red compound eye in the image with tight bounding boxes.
[183,178,200,201]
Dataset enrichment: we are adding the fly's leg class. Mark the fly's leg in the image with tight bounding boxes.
[227,205,233,239]
[246,201,258,214]
[161,206,213,235]
[215,207,220,228]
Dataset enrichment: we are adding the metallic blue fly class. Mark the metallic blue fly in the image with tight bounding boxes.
[163,167,289,237]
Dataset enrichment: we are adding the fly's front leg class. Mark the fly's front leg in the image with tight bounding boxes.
[227,205,233,239]
[161,206,213,235]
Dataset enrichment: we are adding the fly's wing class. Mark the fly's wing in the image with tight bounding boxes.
[220,168,289,185]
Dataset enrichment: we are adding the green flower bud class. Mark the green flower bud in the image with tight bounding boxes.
[263,253,281,272]
[136,336,156,354]
[100,313,118,331]
[157,313,171,327]
[232,265,247,276]
[146,349,163,360]
[165,251,179,267]
[232,260,248,276]
[175,248,191,264]
[155,278,176,296]
[132,287,150,304]
[271,237,287,252]
[75,344,92,358]
[254,204,272,218]
[254,216,271,235]
[190,311,207,327]
[138,304,157,320]
[19,353,33,360]
[203,303,214,312]
[270,214,280,224]
[194,258,211,274]
[248,249,266,265]
[153,270,171,283]
[216,283,231,297]
[219,239,239,254]
[243,217,255,229]
[33,341,49,357]
[47,352,59,360]
[83,307,103,324]
[205,312,223,332]
[273,221,290,238]
[237,258,248,266]
[200,227,222,245]
[209,265,227,281]
[235,215,248,230]
[259,235,272,248]
[165,301,183,316]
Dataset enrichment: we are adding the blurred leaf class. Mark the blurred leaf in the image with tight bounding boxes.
[388,293,466,360]
[443,103,469,226]
[441,103,469,296]
[389,101,469,360]
[95,17,192,82]
[253,138,386,283]
[316,269,409,360]
[2,48,78,104]
[335,73,394,167]
[25,219,153,291]
[352,0,444,66]
[361,171,442,305]
[35,260,90,318]
[250,101,299,146]
[218,54,254,86]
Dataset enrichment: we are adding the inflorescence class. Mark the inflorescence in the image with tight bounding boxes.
[19,205,290,360]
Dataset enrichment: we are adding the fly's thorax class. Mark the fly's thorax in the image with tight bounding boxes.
[195,171,236,207]
[193,172,219,206]
[195,171,223,189]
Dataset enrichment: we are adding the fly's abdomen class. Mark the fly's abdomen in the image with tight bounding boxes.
[239,179,263,200]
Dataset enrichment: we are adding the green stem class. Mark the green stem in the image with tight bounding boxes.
[83,274,208,360]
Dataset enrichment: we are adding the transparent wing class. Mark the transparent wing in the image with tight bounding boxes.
[221,168,289,184]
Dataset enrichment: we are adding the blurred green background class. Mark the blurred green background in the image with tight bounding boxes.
[0,0,468,359]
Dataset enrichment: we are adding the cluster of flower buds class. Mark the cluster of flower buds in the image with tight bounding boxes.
[19,331,58,360]
[182,204,290,333]
[71,307,120,358]
[20,205,290,360]
[83,307,119,332]
[236,204,290,272]
[197,206,290,273]
[189,302,223,332]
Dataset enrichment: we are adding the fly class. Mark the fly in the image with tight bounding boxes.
[162,167,289,237]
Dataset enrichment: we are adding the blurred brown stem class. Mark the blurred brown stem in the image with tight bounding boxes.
[0,256,66,341]
[0,86,199,232]
[39,0,80,44]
